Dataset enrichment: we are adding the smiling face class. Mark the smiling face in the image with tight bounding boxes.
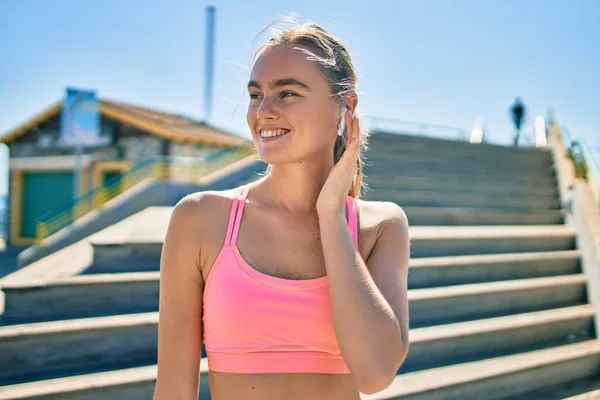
[247,44,341,165]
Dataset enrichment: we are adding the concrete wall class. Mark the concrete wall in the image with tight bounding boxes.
[548,124,600,336]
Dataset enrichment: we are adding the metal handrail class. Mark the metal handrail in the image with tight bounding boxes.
[580,139,600,202]
[34,146,253,244]
[557,123,600,201]
[559,125,586,178]
[363,116,469,141]
[582,141,600,179]
[560,124,576,149]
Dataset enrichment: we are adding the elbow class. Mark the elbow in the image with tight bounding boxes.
[358,370,397,395]
[358,344,409,395]
[357,363,399,395]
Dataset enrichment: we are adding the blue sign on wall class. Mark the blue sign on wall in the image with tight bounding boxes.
[59,88,108,147]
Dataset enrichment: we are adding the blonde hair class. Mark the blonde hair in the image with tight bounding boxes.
[249,16,370,199]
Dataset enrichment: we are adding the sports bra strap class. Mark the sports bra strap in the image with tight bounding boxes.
[224,185,248,246]
[230,185,250,246]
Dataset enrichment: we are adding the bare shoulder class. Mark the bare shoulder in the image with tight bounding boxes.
[170,187,244,263]
[356,199,409,233]
[172,187,242,221]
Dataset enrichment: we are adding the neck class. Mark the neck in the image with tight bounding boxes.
[253,159,335,214]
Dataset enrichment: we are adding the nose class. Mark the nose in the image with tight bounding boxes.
[256,97,279,121]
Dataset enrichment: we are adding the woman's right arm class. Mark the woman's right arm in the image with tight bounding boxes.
[153,195,205,399]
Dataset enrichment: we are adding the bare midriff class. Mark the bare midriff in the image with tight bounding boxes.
[208,371,361,400]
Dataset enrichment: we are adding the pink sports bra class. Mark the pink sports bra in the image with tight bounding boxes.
[202,184,358,374]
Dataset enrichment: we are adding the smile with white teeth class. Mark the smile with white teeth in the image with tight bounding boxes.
[260,129,290,138]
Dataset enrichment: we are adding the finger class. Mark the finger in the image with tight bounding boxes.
[345,111,355,140]
[342,120,359,171]
[350,115,360,152]
[344,109,352,138]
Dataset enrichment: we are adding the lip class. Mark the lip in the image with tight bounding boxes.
[258,126,290,132]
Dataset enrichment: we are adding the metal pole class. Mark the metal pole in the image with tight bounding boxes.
[204,5,216,122]
[70,100,82,201]
[66,92,86,200]
[74,143,82,199]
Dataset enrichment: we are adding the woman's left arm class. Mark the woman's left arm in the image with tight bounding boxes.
[317,203,410,395]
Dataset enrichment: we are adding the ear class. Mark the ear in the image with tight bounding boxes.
[345,92,358,116]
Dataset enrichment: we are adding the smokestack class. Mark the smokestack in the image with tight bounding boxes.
[204,5,216,122]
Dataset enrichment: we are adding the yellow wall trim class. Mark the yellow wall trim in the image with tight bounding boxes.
[10,170,23,244]
[0,101,63,145]
[97,103,243,146]
[93,161,130,189]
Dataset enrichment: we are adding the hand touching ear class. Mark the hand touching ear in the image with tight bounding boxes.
[317,108,360,214]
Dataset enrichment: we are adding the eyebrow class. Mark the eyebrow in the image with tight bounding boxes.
[247,78,311,92]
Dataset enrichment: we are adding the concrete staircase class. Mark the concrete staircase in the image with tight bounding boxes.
[0,132,599,399]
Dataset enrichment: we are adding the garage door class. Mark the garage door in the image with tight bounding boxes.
[21,171,74,238]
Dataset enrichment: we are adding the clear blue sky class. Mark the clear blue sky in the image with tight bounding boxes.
[1,0,599,196]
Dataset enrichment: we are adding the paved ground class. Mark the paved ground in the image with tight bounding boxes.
[0,260,17,280]
[0,246,20,280]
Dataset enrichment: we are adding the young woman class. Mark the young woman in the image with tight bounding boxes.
[153,21,410,400]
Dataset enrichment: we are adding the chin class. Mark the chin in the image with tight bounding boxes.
[258,152,290,166]
[257,150,302,166]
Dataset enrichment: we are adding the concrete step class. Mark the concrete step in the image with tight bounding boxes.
[507,375,600,399]
[83,207,170,273]
[366,189,560,210]
[0,272,159,324]
[1,249,580,324]
[0,313,158,386]
[362,340,600,400]
[367,143,552,169]
[5,340,596,400]
[364,174,559,195]
[410,225,575,257]
[403,305,595,373]
[402,206,564,225]
[0,306,592,398]
[4,254,582,330]
[0,296,593,398]
[409,250,581,289]
[365,149,553,172]
[367,132,553,160]
[410,274,587,327]
[363,166,557,186]
[0,365,158,400]
[363,158,555,181]
[0,360,213,400]
[86,225,575,273]
[89,243,162,273]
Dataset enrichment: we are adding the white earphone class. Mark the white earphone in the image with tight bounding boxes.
[338,106,348,137]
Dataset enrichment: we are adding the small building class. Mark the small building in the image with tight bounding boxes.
[0,95,250,247]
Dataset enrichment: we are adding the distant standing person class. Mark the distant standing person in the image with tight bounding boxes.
[510,97,527,146]
[153,17,410,400]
